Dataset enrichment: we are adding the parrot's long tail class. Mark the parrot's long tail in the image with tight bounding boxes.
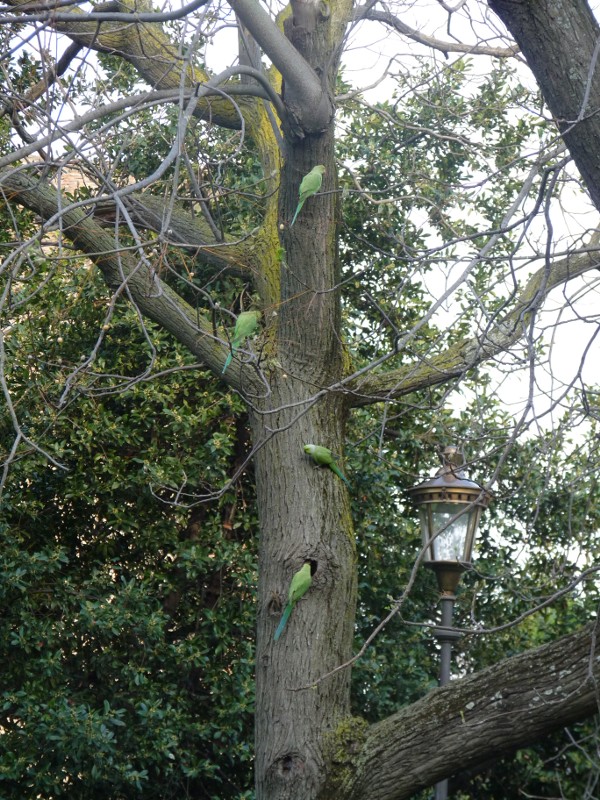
[330,463,351,490]
[274,604,293,642]
[290,200,305,227]
[222,351,233,375]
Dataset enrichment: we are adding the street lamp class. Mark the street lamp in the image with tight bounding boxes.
[407,446,491,800]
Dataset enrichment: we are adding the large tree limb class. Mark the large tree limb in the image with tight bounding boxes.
[103,193,254,279]
[345,238,600,406]
[0,78,273,173]
[4,0,251,130]
[0,168,233,373]
[488,0,600,211]
[228,0,330,130]
[335,621,600,799]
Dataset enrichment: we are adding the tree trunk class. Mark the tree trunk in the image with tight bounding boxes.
[244,1,358,788]
[488,0,600,210]
[252,379,356,799]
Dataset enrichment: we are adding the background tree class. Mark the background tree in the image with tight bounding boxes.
[2,1,600,799]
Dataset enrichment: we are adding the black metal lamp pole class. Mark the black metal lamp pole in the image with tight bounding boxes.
[428,564,466,800]
[408,447,491,800]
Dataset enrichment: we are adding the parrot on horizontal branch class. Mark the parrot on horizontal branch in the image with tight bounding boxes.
[274,562,313,642]
[304,443,351,489]
[222,310,260,374]
[290,165,326,226]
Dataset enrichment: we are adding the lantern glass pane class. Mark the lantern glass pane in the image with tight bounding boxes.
[430,502,471,561]
[418,507,432,554]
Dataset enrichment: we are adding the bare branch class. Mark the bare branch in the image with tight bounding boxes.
[0,66,283,173]
[2,0,252,129]
[0,168,234,376]
[0,330,69,494]
[346,236,600,406]
[353,5,519,57]
[0,0,211,23]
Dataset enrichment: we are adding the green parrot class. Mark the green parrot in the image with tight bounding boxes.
[222,310,260,374]
[274,562,313,642]
[290,165,326,226]
[304,443,351,489]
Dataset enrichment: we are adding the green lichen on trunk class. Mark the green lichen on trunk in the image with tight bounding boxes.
[320,716,369,797]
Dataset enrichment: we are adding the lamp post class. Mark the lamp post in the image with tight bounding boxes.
[408,446,491,800]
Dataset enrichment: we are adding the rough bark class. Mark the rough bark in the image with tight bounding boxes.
[251,382,356,799]
[489,0,600,211]
[249,133,353,797]
[247,0,356,793]
[340,621,600,799]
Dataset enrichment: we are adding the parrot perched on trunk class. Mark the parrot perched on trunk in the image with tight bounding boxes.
[222,310,260,374]
[304,443,351,489]
[290,165,326,226]
[274,562,313,642]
